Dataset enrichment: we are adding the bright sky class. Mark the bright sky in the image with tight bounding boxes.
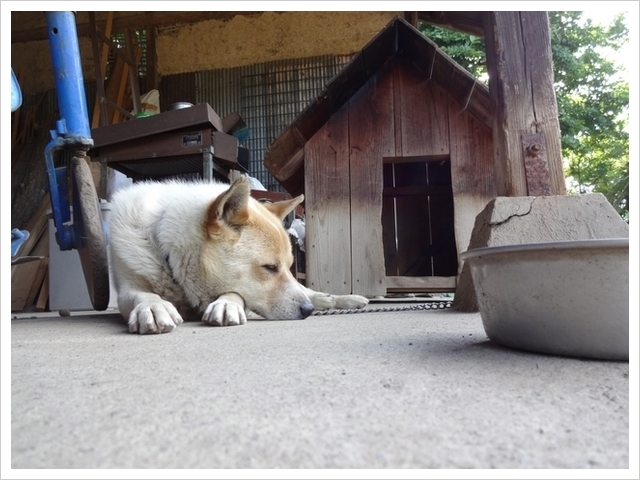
[582,6,634,74]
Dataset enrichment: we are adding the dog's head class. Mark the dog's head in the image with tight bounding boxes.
[201,177,314,319]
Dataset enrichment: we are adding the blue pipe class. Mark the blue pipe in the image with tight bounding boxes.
[44,143,72,249]
[44,11,94,250]
[45,11,92,144]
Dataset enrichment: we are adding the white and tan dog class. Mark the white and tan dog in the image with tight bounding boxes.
[108,177,368,334]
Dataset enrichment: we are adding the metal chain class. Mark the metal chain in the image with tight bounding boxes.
[312,301,452,316]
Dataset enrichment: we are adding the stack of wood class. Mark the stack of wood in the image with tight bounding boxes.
[91,12,142,129]
[11,89,52,314]
[11,198,51,313]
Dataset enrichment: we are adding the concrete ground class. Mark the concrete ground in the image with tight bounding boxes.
[9,302,632,471]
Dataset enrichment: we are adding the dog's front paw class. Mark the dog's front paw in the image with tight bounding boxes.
[202,298,247,326]
[333,294,369,309]
[309,292,369,310]
[309,292,336,310]
[129,300,183,334]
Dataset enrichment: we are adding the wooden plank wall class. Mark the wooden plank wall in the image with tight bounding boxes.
[382,163,398,276]
[305,55,495,297]
[347,65,394,296]
[304,103,352,295]
[396,62,449,157]
[448,95,496,270]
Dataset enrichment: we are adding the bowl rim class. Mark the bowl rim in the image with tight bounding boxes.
[460,237,629,262]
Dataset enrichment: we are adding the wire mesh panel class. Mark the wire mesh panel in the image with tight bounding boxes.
[240,55,351,191]
[191,54,352,192]
[159,72,197,111]
[196,67,243,123]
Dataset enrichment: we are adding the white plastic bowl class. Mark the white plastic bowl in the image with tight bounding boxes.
[460,238,629,360]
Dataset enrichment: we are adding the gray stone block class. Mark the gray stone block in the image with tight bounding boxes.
[453,193,629,312]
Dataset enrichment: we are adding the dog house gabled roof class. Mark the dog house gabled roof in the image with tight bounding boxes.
[264,16,492,195]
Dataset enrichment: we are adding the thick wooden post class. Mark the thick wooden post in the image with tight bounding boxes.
[144,24,159,92]
[483,11,566,196]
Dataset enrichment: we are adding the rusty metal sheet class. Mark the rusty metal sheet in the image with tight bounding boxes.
[522,132,553,196]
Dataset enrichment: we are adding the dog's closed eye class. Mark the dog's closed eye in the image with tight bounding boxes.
[262,264,279,274]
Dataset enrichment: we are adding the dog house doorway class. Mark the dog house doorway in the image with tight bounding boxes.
[382,156,458,292]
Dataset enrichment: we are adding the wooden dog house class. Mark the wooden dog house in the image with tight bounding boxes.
[265,17,497,297]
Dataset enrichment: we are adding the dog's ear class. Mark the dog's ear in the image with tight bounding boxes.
[263,194,304,221]
[205,177,251,235]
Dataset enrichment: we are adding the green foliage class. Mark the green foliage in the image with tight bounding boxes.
[417,23,487,79]
[418,13,629,220]
[549,12,629,220]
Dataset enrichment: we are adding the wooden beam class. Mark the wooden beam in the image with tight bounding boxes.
[383,185,452,197]
[125,28,142,114]
[14,197,50,257]
[24,258,49,310]
[113,57,132,124]
[483,11,566,196]
[35,271,49,311]
[11,258,44,312]
[386,276,457,293]
[404,12,418,28]
[145,24,159,92]
[91,12,113,129]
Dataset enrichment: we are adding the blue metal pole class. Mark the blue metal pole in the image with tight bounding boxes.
[45,11,92,144]
[44,11,94,250]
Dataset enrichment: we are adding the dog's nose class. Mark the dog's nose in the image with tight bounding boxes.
[299,301,315,319]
